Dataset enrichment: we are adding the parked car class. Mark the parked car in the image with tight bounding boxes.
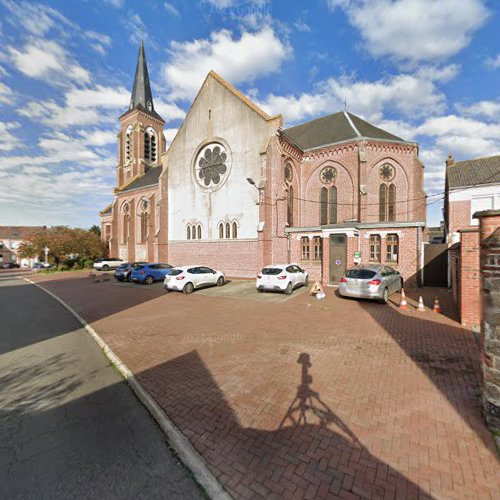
[114,262,148,282]
[164,266,225,294]
[2,262,20,269]
[338,265,403,304]
[93,258,123,271]
[256,264,309,295]
[131,263,174,285]
[33,262,52,270]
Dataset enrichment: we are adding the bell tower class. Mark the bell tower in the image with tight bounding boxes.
[116,40,165,189]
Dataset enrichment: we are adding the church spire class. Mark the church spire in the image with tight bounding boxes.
[129,39,155,113]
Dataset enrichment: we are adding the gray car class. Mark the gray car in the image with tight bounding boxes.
[338,265,403,304]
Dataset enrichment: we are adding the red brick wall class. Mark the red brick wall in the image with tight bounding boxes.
[459,229,481,330]
[168,240,261,278]
[449,200,473,237]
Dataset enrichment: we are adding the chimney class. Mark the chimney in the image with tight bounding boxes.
[446,153,455,167]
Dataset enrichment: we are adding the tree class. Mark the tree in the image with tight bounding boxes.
[89,224,101,238]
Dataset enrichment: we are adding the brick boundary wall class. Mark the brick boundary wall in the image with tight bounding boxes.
[458,228,481,331]
[475,209,500,444]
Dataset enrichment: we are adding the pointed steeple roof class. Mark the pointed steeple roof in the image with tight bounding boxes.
[128,40,162,119]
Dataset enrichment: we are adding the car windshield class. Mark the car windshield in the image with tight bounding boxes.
[262,267,282,275]
[134,265,145,270]
[117,263,128,269]
[346,269,377,279]
[170,269,183,276]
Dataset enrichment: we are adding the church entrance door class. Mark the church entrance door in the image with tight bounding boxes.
[329,234,347,284]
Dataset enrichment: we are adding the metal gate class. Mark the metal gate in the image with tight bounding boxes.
[423,243,448,287]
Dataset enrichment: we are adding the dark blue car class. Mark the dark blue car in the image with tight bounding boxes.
[131,263,173,285]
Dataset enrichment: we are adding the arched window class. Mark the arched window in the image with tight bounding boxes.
[320,187,328,225]
[219,223,224,239]
[140,211,148,243]
[329,186,337,224]
[369,235,381,262]
[144,127,157,163]
[313,236,322,261]
[192,225,197,240]
[388,184,396,222]
[379,184,387,222]
[197,225,201,240]
[287,186,294,226]
[122,214,129,244]
[232,222,238,239]
[187,226,191,240]
[225,223,230,239]
[124,125,133,163]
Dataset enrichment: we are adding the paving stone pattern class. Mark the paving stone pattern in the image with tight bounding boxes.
[33,273,500,499]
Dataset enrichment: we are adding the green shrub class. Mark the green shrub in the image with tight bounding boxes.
[83,259,94,268]
[58,264,69,271]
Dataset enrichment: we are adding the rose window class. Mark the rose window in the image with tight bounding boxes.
[194,143,229,188]
[380,164,396,181]
[320,167,337,184]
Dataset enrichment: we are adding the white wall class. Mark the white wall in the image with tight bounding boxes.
[450,184,500,225]
[165,75,278,241]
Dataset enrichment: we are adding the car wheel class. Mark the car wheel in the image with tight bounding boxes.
[257,287,263,293]
[145,275,154,285]
[102,264,109,271]
[284,282,293,295]
[217,276,225,287]
[164,285,169,293]
[304,276,309,287]
[183,282,194,294]
[380,288,389,304]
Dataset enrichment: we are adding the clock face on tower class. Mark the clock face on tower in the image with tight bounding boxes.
[194,142,231,189]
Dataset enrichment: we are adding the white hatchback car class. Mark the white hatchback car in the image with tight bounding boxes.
[93,258,123,271]
[256,264,309,295]
[164,265,225,294]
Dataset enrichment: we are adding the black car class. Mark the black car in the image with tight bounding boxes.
[114,262,148,282]
[2,262,20,269]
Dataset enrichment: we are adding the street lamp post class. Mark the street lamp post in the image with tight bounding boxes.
[44,246,49,266]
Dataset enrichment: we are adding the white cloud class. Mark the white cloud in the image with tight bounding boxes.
[8,38,91,86]
[163,128,179,145]
[258,70,447,125]
[0,81,14,105]
[164,2,180,16]
[485,54,500,69]
[65,85,129,109]
[79,129,118,147]
[162,27,292,100]
[456,100,500,120]
[155,99,186,121]
[327,0,489,64]
[0,121,20,152]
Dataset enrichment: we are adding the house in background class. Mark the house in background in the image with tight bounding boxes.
[0,226,45,267]
[445,154,500,245]
[444,154,500,331]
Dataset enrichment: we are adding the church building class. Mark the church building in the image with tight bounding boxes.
[100,43,427,286]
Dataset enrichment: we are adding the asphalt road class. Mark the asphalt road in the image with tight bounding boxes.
[0,277,205,499]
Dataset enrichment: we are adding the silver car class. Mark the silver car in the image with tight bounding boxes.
[338,265,403,304]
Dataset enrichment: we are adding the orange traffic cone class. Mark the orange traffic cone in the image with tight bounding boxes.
[417,296,426,312]
[433,297,442,314]
[399,288,409,310]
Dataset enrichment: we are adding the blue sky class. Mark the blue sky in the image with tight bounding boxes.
[0,0,499,228]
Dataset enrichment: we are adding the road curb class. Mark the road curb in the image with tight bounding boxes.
[24,278,232,500]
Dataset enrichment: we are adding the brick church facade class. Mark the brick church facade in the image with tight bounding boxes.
[100,43,426,286]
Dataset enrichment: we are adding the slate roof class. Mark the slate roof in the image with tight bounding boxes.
[0,226,45,239]
[117,167,162,193]
[100,203,113,215]
[447,155,500,189]
[122,41,164,122]
[282,111,406,151]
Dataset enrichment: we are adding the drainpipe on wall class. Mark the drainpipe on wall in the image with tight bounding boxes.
[287,233,291,263]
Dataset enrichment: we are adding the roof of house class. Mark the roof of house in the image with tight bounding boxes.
[99,203,113,215]
[117,167,162,193]
[282,111,407,151]
[447,155,500,189]
[0,226,45,239]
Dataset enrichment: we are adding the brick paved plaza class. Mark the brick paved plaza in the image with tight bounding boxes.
[32,272,500,499]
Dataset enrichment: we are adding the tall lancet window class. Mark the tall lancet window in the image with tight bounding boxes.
[144,127,157,163]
